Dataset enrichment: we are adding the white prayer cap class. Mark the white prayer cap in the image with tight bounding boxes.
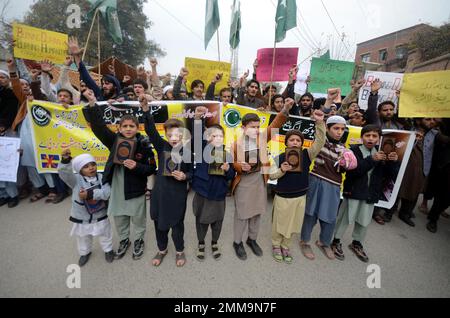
[163,85,173,95]
[0,70,10,79]
[326,115,346,126]
[73,154,96,174]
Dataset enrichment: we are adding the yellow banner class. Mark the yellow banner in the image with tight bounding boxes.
[399,70,450,118]
[13,23,68,64]
[185,57,231,95]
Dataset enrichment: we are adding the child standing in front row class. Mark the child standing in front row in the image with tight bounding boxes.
[140,96,192,267]
[269,109,326,264]
[331,125,399,262]
[300,115,357,261]
[191,107,235,261]
[58,150,114,266]
[82,89,157,261]
[231,99,294,261]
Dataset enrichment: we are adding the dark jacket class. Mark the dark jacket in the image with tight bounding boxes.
[366,92,403,130]
[191,120,235,201]
[0,86,19,130]
[343,144,399,204]
[83,106,157,200]
[79,62,121,101]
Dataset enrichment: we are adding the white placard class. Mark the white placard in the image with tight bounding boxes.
[0,137,21,183]
[358,71,403,110]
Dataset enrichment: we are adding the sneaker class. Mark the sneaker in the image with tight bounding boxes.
[132,239,145,260]
[246,238,263,257]
[331,241,345,261]
[426,221,437,233]
[115,238,131,259]
[7,197,19,208]
[105,250,115,263]
[349,243,369,263]
[233,242,247,260]
[78,252,92,267]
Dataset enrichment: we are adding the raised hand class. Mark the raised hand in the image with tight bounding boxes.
[371,78,382,93]
[312,109,325,123]
[149,57,158,68]
[40,59,54,72]
[64,56,73,67]
[327,88,340,101]
[212,73,223,84]
[137,66,146,78]
[30,69,41,81]
[351,78,365,91]
[68,36,83,56]
[83,89,97,106]
[253,58,258,71]
[138,94,150,112]
[283,98,295,112]
[6,58,16,72]
[179,67,189,78]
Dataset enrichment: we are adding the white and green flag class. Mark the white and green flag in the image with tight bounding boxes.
[204,0,221,49]
[275,0,297,43]
[229,0,241,49]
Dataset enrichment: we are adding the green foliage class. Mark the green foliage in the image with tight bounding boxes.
[411,23,450,61]
[21,0,165,66]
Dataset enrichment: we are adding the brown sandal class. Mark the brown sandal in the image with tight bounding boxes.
[30,192,46,202]
[316,240,335,260]
[152,250,167,267]
[45,193,57,203]
[300,242,315,260]
[175,252,186,267]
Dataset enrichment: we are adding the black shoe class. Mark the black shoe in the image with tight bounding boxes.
[233,242,247,260]
[7,197,19,208]
[0,197,9,207]
[426,221,437,233]
[411,212,416,219]
[105,250,115,263]
[78,252,92,267]
[348,243,369,263]
[331,241,345,261]
[246,239,263,257]
[115,238,131,259]
[399,214,415,227]
[132,239,145,260]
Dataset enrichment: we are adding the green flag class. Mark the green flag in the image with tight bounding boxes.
[320,50,330,59]
[88,0,123,45]
[275,0,297,43]
[229,0,241,49]
[205,0,220,50]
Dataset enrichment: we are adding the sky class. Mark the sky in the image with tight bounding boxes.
[5,0,450,76]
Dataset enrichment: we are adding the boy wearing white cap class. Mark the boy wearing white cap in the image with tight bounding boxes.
[58,149,114,267]
[300,115,357,261]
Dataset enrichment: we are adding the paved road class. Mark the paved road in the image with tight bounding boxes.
[0,192,449,298]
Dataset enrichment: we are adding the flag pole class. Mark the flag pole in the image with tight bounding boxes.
[216,31,221,62]
[82,8,99,61]
[268,37,277,110]
[97,12,101,86]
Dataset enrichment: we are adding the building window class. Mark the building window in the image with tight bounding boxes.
[379,49,388,62]
[361,53,371,62]
[396,46,408,59]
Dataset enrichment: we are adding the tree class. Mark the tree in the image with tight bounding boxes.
[21,0,165,66]
[411,23,450,61]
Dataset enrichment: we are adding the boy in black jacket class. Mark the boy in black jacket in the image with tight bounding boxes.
[331,125,399,262]
[82,89,157,261]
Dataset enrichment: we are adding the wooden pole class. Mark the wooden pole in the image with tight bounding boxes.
[268,38,277,109]
[82,9,99,61]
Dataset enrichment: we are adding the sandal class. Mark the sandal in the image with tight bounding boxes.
[272,246,283,262]
[176,252,186,267]
[281,247,293,264]
[30,192,46,202]
[211,244,221,260]
[152,250,167,267]
[373,215,385,225]
[299,242,315,260]
[45,192,57,203]
[315,240,335,260]
[196,244,205,261]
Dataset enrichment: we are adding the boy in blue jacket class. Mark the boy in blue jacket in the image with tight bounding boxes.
[191,107,235,261]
